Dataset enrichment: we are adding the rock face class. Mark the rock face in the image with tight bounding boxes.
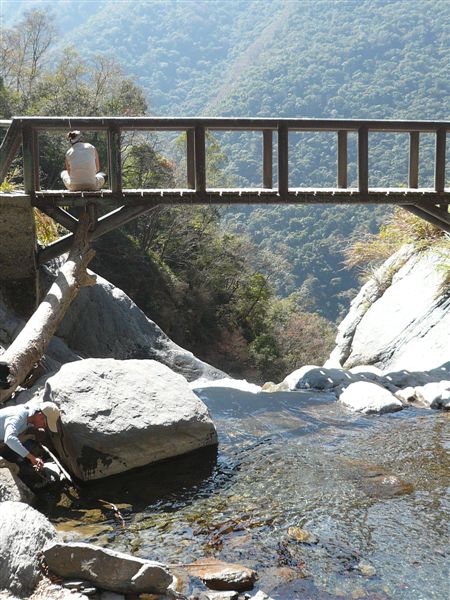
[0,501,57,597]
[42,358,218,480]
[338,381,403,414]
[57,273,224,382]
[282,364,450,413]
[0,462,34,504]
[43,542,175,594]
[328,245,450,372]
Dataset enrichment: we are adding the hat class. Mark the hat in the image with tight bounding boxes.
[40,402,61,433]
[67,130,82,144]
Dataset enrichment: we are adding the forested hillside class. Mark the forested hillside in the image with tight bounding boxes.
[1,0,449,375]
[4,0,448,319]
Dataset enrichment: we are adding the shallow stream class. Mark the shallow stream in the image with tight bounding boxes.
[43,389,449,599]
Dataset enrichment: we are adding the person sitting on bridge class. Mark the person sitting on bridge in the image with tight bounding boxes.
[61,130,106,191]
[0,402,60,472]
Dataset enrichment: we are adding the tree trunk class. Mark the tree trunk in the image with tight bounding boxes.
[0,211,96,402]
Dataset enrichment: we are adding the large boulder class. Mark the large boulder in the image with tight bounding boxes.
[414,381,450,409]
[43,542,175,595]
[283,365,353,391]
[0,462,34,504]
[42,358,218,480]
[0,501,57,597]
[328,245,450,372]
[338,381,403,414]
[57,273,225,382]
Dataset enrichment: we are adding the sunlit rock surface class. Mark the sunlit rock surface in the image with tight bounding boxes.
[0,501,56,597]
[43,541,175,594]
[338,381,403,414]
[40,358,218,480]
[0,463,34,504]
[57,273,225,382]
[328,245,450,372]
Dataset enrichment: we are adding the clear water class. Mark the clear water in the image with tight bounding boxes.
[46,389,450,599]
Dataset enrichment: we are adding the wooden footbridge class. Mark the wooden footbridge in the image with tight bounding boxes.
[0,116,449,279]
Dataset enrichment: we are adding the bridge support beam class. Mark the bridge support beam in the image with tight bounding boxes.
[38,203,160,264]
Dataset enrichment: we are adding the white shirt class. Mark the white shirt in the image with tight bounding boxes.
[66,142,97,186]
[0,406,31,458]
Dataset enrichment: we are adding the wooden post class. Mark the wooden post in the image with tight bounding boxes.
[337,130,347,189]
[32,129,40,191]
[22,125,35,195]
[408,132,419,189]
[435,127,446,193]
[263,130,273,188]
[278,123,288,196]
[195,125,206,193]
[0,121,21,183]
[186,128,195,189]
[107,126,122,194]
[358,125,369,195]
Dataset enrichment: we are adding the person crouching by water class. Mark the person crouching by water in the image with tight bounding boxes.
[0,402,60,473]
[61,130,106,191]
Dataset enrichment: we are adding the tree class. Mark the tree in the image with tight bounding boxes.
[0,10,55,105]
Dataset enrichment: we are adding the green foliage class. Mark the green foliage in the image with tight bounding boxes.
[344,208,446,272]
[34,209,62,245]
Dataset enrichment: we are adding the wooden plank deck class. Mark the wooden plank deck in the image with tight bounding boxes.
[32,187,450,207]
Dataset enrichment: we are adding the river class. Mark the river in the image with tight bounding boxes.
[44,387,449,599]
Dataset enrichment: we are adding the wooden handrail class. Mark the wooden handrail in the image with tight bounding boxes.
[1,117,449,212]
[10,116,450,132]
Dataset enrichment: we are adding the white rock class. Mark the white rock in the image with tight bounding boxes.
[0,501,57,597]
[0,463,35,504]
[42,358,218,481]
[339,381,403,414]
[329,245,450,372]
[394,386,416,403]
[414,381,450,409]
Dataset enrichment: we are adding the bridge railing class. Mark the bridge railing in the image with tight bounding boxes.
[0,117,449,202]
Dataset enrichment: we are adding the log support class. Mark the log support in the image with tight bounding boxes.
[0,211,96,401]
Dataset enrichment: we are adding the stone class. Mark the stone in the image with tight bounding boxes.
[414,381,450,409]
[287,527,319,544]
[43,542,175,594]
[188,559,257,592]
[57,273,224,383]
[283,365,353,391]
[41,358,218,480]
[328,245,450,372]
[338,381,403,414]
[0,501,57,597]
[348,365,384,378]
[261,381,289,393]
[28,578,91,599]
[249,593,274,600]
[360,474,414,499]
[200,592,239,600]
[0,462,35,504]
[394,386,416,404]
[357,561,376,577]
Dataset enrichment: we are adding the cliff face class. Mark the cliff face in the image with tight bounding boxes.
[328,244,450,372]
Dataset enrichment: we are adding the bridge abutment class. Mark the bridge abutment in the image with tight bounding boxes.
[0,193,38,314]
